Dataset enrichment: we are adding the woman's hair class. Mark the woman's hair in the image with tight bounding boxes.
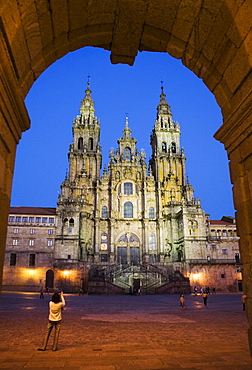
[52,293,61,303]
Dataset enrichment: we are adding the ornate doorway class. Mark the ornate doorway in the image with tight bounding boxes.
[117,233,140,265]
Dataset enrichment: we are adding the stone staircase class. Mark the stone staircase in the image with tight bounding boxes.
[88,263,190,294]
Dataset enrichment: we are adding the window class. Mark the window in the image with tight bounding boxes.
[124,147,131,159]
[124,202,133,218]
[235,253,240,263]
[67,255,71,259]
[222,230,227,236]
[78,137,83,150]
[124,182,133,195]
[49,218,54,224]
[149,234,156,250]
[30,229,35,234]
[22,217,28,223]
[149,207,155,219]
[29,217,34,223]
[48,229,53,235]
[12,239,18,246]
[222,249,228,255]
[88,137,93,150]
[16,216,21,222]
[171,142,176,153]
[42,217,48,223]
[9,216,15,222]
[29,239,35,246]
[36,217,41,223]
[211,244,216,250]
[29,253,35,267]
[47,240,53,247]
[101,254,108,262]
[13,228,19,234]
[221,273,225,279]
[102,206,108,218]
[149,254,156,262]
[10,253,16,266]
[69,218,74,227]
[162,142,167,153]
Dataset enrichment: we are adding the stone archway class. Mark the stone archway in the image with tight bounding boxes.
[1,0,252,353]
[45,269,54,289]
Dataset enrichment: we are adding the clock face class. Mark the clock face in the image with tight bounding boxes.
[101,243,107,250]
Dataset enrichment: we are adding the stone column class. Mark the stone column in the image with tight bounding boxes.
[215,95,252,355]
[0,64,30,289]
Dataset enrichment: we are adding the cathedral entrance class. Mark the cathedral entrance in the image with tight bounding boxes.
[130,247,140,265]
[117,247,127,265]
[117,233,140,265]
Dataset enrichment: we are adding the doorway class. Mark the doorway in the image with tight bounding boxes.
[130,247,140,266]
[46,269,54,289]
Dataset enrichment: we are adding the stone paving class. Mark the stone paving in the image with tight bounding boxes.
[0,291,251,369]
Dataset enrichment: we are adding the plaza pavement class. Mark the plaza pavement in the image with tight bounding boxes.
[0,291,251,369]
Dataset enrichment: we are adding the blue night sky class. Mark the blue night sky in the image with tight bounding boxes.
[10,47,235,220]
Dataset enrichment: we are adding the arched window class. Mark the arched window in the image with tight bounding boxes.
[162,142,167,153]
[78,137,83,150]
[149,207,155,219]
[149,233,156,250]
[124,182,133,194]
[63,218,68,226]
[124,147,131,159]
[102,206,108,218]
[171,142,176,153]
[124,202,133,218]
[69,218,74,227]
[88,137,94,150]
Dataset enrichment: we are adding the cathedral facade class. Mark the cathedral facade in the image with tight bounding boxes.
[56,82,208,266]
[3,82,241,294]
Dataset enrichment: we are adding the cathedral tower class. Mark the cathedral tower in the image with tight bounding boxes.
[55,80,102,262]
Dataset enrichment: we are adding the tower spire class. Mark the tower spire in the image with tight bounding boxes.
[158,82,171,115]
[79,76,96,119]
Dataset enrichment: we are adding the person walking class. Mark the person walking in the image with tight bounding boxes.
[241,294,246,311]
[38,291,65,351]
[202,291,208,306]
[179,294,186,310]
[39,287,44,299]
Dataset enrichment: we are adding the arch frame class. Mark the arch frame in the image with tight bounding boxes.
[1,0,252,354]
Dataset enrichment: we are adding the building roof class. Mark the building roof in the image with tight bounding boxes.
[209,220,236,226]
[9,207,56,215]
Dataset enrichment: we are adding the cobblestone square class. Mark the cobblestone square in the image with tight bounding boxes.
[0,292,251,369]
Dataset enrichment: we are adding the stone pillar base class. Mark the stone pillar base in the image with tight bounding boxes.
[248,328,252,356]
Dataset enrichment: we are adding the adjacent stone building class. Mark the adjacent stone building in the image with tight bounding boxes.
[3,82,241,294]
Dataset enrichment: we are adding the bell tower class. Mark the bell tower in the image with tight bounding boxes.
[69,78,102,182]
[56,79,102,263]
[150,85,194,209]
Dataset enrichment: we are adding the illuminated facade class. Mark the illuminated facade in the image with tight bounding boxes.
[3,83,241,293]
